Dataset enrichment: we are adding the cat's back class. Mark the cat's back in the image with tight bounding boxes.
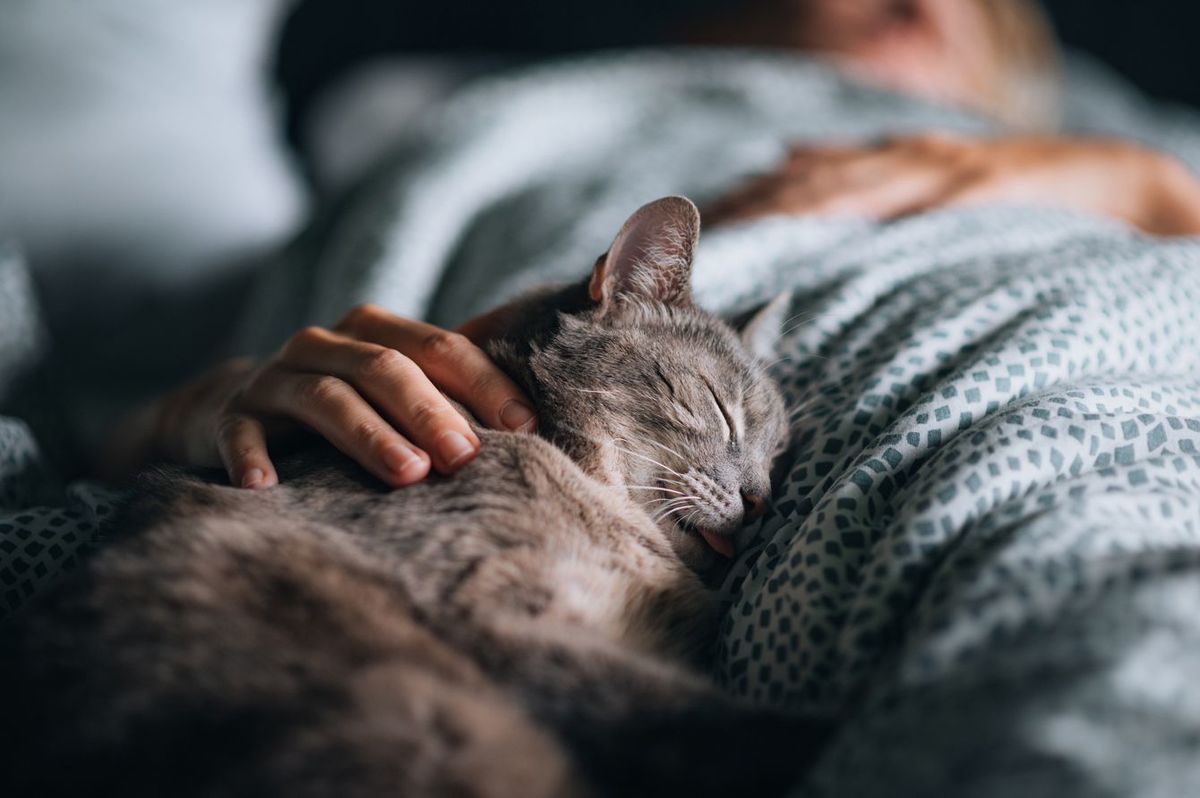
[1,473,581,798]
[259,430,709,652]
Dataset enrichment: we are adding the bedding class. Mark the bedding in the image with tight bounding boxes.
[0,245,120,613]
[5,49,1200,795]
[0,0,304,456]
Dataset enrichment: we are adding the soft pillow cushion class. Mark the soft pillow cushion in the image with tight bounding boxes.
[0,0,303,321]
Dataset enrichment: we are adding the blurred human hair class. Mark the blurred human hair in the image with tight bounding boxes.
[681,0,1063,130]
[976,0,1062,129]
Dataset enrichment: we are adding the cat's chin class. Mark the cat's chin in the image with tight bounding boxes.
[664,519,737,577]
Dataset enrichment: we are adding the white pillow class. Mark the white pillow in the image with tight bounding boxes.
[0,0,304,311]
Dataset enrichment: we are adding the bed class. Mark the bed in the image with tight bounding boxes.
[4,47,1200,795]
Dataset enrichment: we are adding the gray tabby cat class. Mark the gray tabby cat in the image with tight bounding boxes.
[1,198,828,797]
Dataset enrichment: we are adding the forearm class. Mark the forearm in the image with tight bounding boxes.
[97,398,168,482]
[1136,148,1200,237]
[97,358,254,482]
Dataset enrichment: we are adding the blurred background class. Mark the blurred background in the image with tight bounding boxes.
[278,0,1200,148]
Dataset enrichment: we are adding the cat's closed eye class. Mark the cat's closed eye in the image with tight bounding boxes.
[701,377,739,445]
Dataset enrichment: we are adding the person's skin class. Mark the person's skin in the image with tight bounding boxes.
[693,0,1200,237]
[685,0,1017,121]
[114,0,1200,488]
[105,304,537,490]
[704,132,1200,236]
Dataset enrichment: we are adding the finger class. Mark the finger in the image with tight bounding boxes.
[242,368,436,485]
[278,327,484,473]
[456,304,521,345]
[704,174,796,225]
[894,171,995,218]
[215,414,278,489]
[338,307,538,435]
[711,140,972,224]
[789,155,963,219]
[709,149,904,224]
[785,142,861,166]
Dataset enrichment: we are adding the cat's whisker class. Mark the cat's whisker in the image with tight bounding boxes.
[782,372,869,416]
[657,511,696,528]
[562,386,616,397]
[777,310,818,330]
[653,504,697,525]
[608,443,688,482]
[653,476,691,490]
[637,437,690,465]
[786,394,826,418]
[678,506,707,530]
[785,382,864,416]
[651,508,696,526]
[778,322,813,338]
[778,309,836,337]
[649,493,700,505]
[616,485,687,496]
[763,349,833,368]
[627,467,690,489]
[663,501,703,513]
[645,495,701,508]
[792,370,869,393]
[613,436,692,474]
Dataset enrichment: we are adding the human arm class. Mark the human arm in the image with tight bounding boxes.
[102,304,537,489]
[704,133,1200,237]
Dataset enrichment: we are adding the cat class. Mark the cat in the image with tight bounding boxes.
[0,197,829,797]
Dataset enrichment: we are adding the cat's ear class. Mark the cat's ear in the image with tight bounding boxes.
[731,291,792,361]
[588,196,700,311]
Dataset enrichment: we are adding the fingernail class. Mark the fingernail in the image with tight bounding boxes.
[383,445,427,482]
[437,431,477,469]
[499,400,536,432]
[241,468,265,489]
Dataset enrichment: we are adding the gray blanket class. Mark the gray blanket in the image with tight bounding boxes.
[5,49,1200,795]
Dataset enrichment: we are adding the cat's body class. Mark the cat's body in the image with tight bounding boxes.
[1,198,826,796]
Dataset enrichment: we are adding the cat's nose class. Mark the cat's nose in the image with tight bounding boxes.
[741,490,768,521]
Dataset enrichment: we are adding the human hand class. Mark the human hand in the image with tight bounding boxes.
[704,133,1200,236]
[142,305,537,489]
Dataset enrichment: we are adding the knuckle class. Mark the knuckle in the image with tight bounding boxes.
[215,416,261,463]
[356,346,413,383]
[467,370,502,401]
[298,374,348,405]
[282,326,326,358]
[296,324,326,343]
[408,399,453,431]
[215,413,245,441]
[228,440,259,462]
[240,367,279,404]
[349,419,385,448]
[216,395,244,423]
[215,356,255,380]
[336,303,381,333]
[421,330,469,362]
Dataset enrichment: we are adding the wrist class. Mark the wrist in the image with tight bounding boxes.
[97,397,172,481]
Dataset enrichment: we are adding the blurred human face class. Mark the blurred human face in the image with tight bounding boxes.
[784,0,1004,114]
[685,0,1049,123]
